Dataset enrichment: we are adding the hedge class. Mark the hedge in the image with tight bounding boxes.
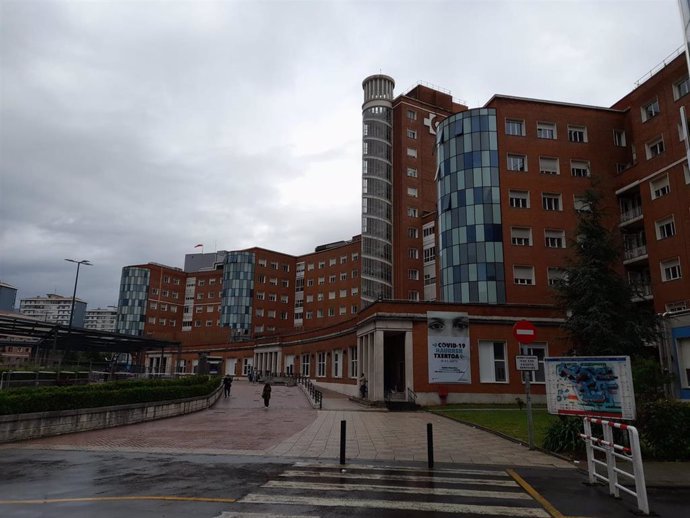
[0,375,220,415]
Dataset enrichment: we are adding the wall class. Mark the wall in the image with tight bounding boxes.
[0,385,222,444]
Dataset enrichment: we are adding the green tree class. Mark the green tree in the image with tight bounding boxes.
[554,189,659,357]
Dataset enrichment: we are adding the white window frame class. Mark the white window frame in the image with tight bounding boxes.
[332,349,342,378]
[513,265,535,285]
[505,119,525,136]
[537,122,556,139]
[613,129,626,147]
[509,190,529,208]
[407,167,418,178]
[349,346,358,378]
[655,216,676,240]
[650,174,670,199]
[661,258,682,282]
[510,227,532,246]
[301,353,310,376]
[407,187,418,198]
[317,352,326,377]
[507,154,527,171]
[542,193,562,211]
[642,98,661,121]
[539,156,559,175]
[570,160,590,177]
[407,147,417,158]
[674,77,690,100]
[568,125,587,143]
[547,267,567,286]
[479,341,508,383]
[646,137,665,159]
[545,229,566,248]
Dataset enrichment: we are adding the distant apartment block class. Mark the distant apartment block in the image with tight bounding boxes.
[19,294,87,328]
[84,307,118,332]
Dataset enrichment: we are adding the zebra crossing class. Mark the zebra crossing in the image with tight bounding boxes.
[226,461,551,517]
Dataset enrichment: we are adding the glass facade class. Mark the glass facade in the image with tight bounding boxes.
[436,108,506,304]
[361,74,395,303]
[116,267,149,335]
[220,251,255,336]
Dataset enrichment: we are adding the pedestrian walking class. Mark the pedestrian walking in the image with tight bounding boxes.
[261,382,272,408]
[223,375,233,398]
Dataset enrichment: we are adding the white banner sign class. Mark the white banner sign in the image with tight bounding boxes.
[427,311,471,383]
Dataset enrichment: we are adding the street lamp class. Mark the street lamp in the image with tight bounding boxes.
[65,259,92,330]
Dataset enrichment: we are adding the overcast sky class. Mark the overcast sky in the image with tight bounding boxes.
[0,0,685,309]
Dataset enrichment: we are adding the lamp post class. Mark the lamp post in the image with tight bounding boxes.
[65,259,92,331]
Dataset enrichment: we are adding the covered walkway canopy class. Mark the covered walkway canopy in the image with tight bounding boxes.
[0,313,178,354]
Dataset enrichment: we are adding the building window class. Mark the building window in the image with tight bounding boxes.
[328,258,336,266]
[267,310,276,318]
[407,109,417,120]
[339,289,347,298]
[521,344,547,383]
[270,261,278,270]
[661,258,682,281]
[256,308,264,317]
[505,119,525,136]
[269,277,278,286]
[666,301,689,313]
[547,267,567,286]
[407,147,417,158]
[317,293,324,302]
[327,307,334,317]
[305,311,313,319]
[570,160,590,177]
[258,258,267,267]
[507,154,527,171]
[407,187,418,198]
[318,276,325,285]
[328,291,336,300]
[510,227,532,246]
[268,293,277,301]
[318,261,325,269]
[423,224,435,237]
[568,125,587,143]
[282,264,290,272]
[685,163,690,184]
[513,265,535,285]
[349,347,358,378]
[408,269,420,280]
[339,305,346,315]
[281,279,289,287]
[613,129,626,147]
[423,247,436,263]
[351,287,359,295]
[332,350,342,377]
[352,252,359,260]
[407,167,418,178]
[340,272,348,281]
[351,305,358,314]
[205,320,213,327]
[306,279,314,287]
[479,341,507,383]
[545,229,566,248]
[329,275,336,283]
[655,216,676,240]
[642,98,661,121]
[542,193,562,211]
[509,190,529,208]
[307,263,315,271]
[408,248,419,259]
[407,207,418,217]
[317,352,326,377]
[340,255,347,264]
[280,311,288,320]
[408,291,420,301]
[537,122,556,139]
[352,269,358,278]
[408,227,419,239]
[646,137,665,159]
[280,295,289,303]
[539,156,559,175]
[674,77,690,100]
[650,174,670,199]
[407,129,417,139]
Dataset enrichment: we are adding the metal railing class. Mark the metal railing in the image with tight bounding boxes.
[580,417,649,515]
[296,374,322,409]
[623,245,647,261]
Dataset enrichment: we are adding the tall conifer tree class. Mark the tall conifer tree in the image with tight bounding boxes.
[554,189,659,357]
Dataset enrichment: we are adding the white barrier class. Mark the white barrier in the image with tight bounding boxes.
[580,417,649,515]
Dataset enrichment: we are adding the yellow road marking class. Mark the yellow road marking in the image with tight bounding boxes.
[506,468,567,518]
[0,496,237,505]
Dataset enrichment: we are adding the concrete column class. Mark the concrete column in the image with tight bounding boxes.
[404,330,414,397]
[371,330,385,402]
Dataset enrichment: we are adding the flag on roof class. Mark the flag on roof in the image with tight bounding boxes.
[194,244,203,248]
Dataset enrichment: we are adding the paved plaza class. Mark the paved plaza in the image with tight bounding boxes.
[1,380,573,468]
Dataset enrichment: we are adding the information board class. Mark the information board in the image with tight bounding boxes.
[516,355,539,371]
[544,356,636,420]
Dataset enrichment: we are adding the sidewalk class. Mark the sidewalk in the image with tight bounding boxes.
[3,380,688,486]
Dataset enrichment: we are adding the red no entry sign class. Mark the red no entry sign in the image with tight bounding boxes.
[513,320,537,344]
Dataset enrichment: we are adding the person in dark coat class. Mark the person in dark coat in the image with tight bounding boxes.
[223,376,233,398]
[261,383,272,408]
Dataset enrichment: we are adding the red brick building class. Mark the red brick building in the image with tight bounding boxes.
[118,52,690,402]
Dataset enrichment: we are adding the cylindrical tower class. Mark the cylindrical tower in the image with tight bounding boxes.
[361,74,395,304]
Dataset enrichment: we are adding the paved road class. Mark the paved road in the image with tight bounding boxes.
[1,380,687,517]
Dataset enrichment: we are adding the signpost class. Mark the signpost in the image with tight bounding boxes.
[513,321,537,449]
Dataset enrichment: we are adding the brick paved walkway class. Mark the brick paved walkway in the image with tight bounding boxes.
[1,380,573,468]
